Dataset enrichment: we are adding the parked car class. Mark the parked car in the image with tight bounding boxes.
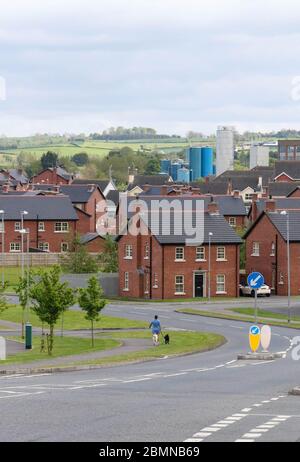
[239,283,271,297]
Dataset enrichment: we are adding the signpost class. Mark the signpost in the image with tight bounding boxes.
[247,272,264,323]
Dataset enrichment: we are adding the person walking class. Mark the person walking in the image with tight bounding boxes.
[149,315,161,346]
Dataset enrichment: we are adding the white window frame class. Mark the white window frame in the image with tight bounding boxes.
[175,275,185,295]
[245,193,253,201]
[196,246,205,261]
[270,242,275,256]
[216,246,226,261]
[38,242,49,252]
[10,242,21,252]
[124,244,133,259]
[229,217,237,228]
[175,247,185,261]
[38,222,45,232]
[153,273,159,289]
[216,274,226,294]
[54,222,69,233]
[14,222,21,231]
[252,242,260,256]
[123,272,129,291]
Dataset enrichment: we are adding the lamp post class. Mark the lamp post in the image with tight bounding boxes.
[208,232,213,301]
[20,211,28,280]
[0,210,4,288]
[281,210,291,323]
[19,227,32,349]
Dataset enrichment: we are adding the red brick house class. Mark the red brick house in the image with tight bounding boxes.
[117,201,242,299]
[80,233,105,253]
[0,195,78,253]
[31,167,74,185]
[244,205,300,295]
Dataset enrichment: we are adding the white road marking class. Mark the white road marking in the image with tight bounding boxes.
[235,439,255,443]
[184,438,203,442]
[163,372,187,378]
[244,433,261,438]
[193,432,211,438]
[201,427,220,432]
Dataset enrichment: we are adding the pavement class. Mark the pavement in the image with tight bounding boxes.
[0,297,299,442]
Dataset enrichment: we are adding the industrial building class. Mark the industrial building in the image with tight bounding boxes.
[250,143,269,169]
[160,146,214,182]
[278,140,300,160]
[216,126,235,176]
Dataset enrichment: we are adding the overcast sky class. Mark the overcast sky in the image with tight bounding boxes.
[1,0,300,136]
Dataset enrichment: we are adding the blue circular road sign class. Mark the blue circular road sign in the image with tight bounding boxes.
[247,272,264,290]
[250,325,260,336]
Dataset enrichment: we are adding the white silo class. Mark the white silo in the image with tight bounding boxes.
[250,144,269,169]
[216,126,235,176]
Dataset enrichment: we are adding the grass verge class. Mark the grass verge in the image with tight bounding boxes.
[0,305,147,330]
[232,307,300,322]
[176,308,300,329]
[3,336,120,365]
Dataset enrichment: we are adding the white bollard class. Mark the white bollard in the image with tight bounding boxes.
[0,336,6,360]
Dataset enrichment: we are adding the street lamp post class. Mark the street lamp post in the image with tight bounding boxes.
[281,210,291,322]
[20,211,28,280]
[208,232,213,301]
[19,227,32,349]
[0,210,4,288]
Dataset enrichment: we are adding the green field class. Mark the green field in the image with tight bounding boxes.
[0,305,147,330]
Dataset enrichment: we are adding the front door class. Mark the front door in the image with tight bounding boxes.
[194,273,204,298]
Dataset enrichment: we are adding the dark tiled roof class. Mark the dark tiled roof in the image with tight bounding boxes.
[72,179,113,193]
[197,182,229,195]
[128,174,172,190]
[274,161,300,179]
[137,212,242,245]
[255,198,300,214]
[267,182,300,197]
[80,232,102,244]
[0,196,78,220]
[32,184,100,203]
[106,190,119,206]
[8,169,28,184]
[268,211,300,242]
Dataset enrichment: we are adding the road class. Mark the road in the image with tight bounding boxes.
[0,299,299,442]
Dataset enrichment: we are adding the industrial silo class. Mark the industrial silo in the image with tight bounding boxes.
[189,147,202,181]
[249,144,269,169]
[201,147,214,177]
[216,126,235,176]
[160,159,171,175]
[171,162,181,181]
[177,167,190,184]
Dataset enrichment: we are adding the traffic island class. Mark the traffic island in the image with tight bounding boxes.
[237,352,285,360]
[289,387,300,396]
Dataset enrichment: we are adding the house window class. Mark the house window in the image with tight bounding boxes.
[124,272,129,291]
[245,193,253,201]
[175,275,185,294]
[55,222,69,233]
[38,222,45,232]
[38,242,49,252]
[144,274,149,294]
[270,242,275,256]
[217,246,226,260]
[175,247,184,261]
[229,217,236,228]
[61,242,69,252]
[144,243,150,259]
[196,246,205,261]
[252,242,260,256]
[125,244,133,259]
[216,274,226,293]
[10,242,21,252]
[14,222,21,231]
[153,273,158,289]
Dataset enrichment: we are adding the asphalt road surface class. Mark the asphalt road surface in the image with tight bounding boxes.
[0,299,299,442]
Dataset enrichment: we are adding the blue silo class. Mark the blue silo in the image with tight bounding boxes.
[201,147,214,177]
[160,159,171,175]
[177,167,190,184]
[185,148,190,163]
[213,165,216,175]
[171,162,181,181]
[189,147,202,181]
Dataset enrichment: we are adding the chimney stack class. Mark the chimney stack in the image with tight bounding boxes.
[233,190,240,199]
[208,197,219,215]
[265,199,276,213]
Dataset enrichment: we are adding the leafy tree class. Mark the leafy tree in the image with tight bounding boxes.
[60,235,99,274]
[99,235,118,272]
[72,152,89,166]
[144,156,161,175]
[0,284,8,315]
[78,277,107,346]
[16,270,34,339]
[41,151,58,170]
[29,266,76,355]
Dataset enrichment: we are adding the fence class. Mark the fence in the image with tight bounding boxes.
[61,273,119,297]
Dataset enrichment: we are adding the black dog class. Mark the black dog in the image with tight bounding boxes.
[164,334,170,345]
